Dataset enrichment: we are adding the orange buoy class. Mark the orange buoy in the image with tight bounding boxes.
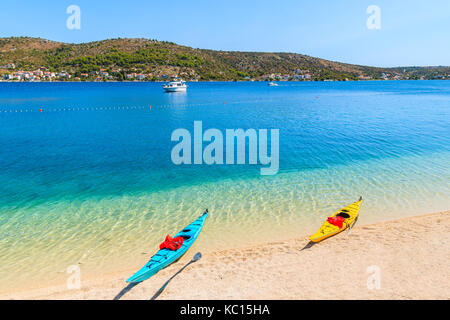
[40,108,43,112]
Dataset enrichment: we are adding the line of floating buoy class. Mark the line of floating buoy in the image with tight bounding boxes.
[0,109,35,112]
[1,99,290,113]
[0,106,152,113]
[1,103,221,112]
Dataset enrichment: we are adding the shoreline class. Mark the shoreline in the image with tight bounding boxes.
[0,79,449,83]
[3,210,449,300]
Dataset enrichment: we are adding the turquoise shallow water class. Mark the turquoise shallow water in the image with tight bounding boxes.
[0,81,449,293]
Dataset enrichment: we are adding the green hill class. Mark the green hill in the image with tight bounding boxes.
[0,37,449,81]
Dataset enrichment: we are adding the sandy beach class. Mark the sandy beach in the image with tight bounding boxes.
[3,210,448,300]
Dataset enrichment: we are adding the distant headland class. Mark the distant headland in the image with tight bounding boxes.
[0,37,449,82]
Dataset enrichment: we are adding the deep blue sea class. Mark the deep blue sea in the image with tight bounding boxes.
[0,81,449,292]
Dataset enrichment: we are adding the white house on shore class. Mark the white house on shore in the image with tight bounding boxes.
[58,71,71,79]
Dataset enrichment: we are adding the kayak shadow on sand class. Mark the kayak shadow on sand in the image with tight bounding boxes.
[300,241,316,251]
[113,282,140,300]
[113,252,202,300]
[150,252,202,300]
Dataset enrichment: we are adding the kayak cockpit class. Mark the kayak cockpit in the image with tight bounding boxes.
[336,212,350,219]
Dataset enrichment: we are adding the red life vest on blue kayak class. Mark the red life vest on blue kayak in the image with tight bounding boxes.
[159,235,184,250]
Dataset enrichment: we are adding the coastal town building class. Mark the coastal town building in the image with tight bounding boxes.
[1,65,446,82]
[58,71,71,79]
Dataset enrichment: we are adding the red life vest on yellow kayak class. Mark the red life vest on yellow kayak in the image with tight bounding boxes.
[327,216,345,229]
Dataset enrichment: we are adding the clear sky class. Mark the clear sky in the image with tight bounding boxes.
[1,0,449,67]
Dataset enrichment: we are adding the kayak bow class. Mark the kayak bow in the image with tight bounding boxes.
[127,209,209,283]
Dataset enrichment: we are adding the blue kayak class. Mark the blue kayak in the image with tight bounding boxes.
[127,209,209,283]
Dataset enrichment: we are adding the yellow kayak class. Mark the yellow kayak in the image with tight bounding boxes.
[309,197,362,242]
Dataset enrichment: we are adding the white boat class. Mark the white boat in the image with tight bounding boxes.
[268,81,278,86]
[163,80,188,92]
